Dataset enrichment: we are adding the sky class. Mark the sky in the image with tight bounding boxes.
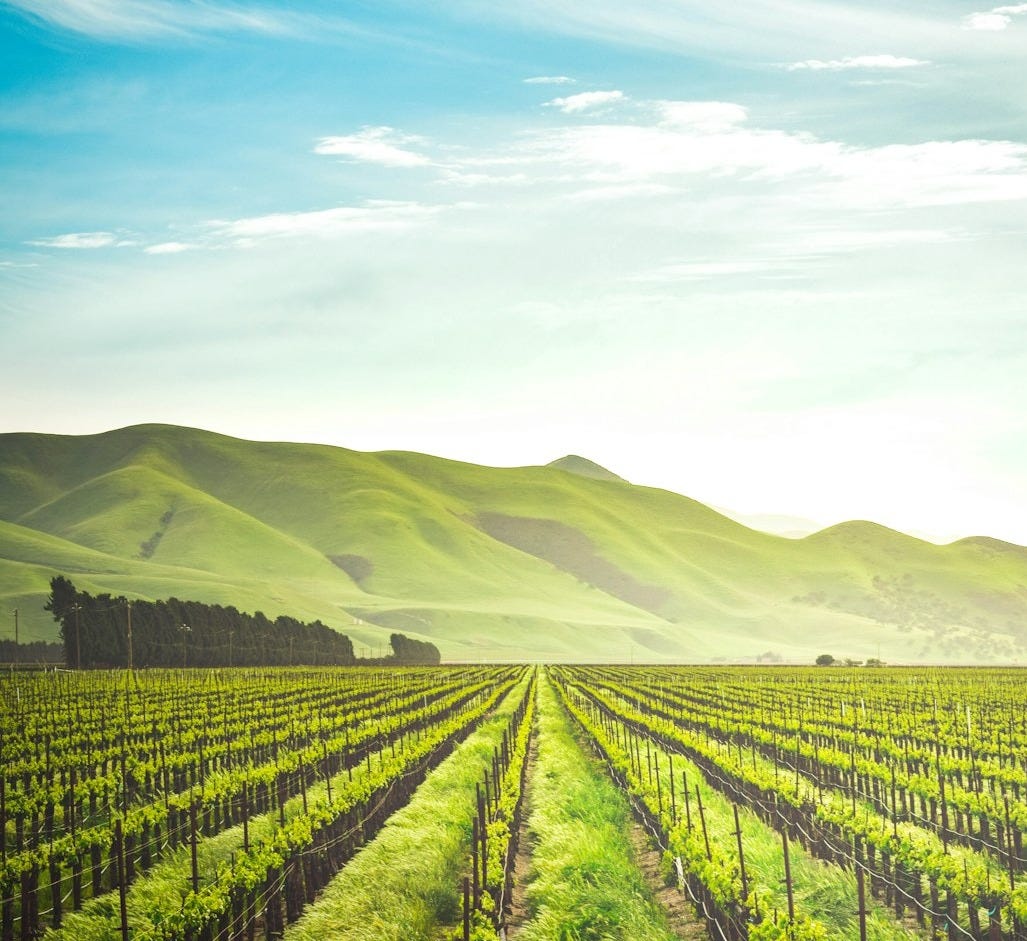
[1,0,1026,545]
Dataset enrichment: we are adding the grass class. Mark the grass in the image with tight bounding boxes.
[514,674,681,941]
[281,672,532,941]
[636,727,927,941]
[2,422,1026,661]
[45,721,397,940]
[42,671,518,941]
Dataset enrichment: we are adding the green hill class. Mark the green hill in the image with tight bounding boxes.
[546,455,626,482]
[1,424,1024,663]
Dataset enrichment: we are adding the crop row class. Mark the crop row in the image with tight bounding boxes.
[0,667,519,941]
[558,666,1027,941]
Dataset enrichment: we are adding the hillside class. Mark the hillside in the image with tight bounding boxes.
[1,424,1024,663]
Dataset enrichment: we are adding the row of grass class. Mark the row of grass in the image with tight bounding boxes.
[41,678,512,941]
[560,679,926,941]
[281,671,533,941]
[514,673,682,941]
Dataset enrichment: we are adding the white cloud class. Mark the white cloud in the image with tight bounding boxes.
[144,241,195,254]
[565,182,674,202]
[28,231,118,249]
[314,127,430,168]
[451,2,955,68]
[829,139,1027,207]
[963,4,1027,29]
[636,259,792,282]
[484,98,1027,210]
[523,76,576,85]
[632,229,962,283]
[5,0,293,40]
[658,100,747,131]
[964,12,1012,29]
[207,201,440,245]
[787,54,929,71]
[545,90,625,113]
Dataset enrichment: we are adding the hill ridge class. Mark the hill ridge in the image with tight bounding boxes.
[546,454,626,482]
[1,423,1025,663]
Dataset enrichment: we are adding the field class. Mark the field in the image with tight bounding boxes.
[2,665,1027,941]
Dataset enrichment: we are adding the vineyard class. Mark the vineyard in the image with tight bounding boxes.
[1,665,1026,940]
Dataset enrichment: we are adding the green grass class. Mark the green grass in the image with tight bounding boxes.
[2,422,1026,661]
[281,672,532,941]
[639,730,926,941]
[44,720,407,941]
[515,674,681,941]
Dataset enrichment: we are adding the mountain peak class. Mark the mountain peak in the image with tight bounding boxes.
[546,454,626,483]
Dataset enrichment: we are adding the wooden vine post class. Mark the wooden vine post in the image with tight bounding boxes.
[782,827,795,925]
[114,819,129,941]
[733,804,748,901]
[856,862,868,941]
[695,786,712,861]
[462,876,470,941]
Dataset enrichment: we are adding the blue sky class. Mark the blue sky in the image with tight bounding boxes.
[2,0,1027,544]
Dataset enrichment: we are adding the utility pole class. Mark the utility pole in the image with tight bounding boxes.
[126,600,133,672]
[72,604,82,670]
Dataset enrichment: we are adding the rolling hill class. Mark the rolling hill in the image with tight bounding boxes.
[1,424,1024,663]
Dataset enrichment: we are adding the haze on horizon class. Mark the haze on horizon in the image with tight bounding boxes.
[2,1,1026,546]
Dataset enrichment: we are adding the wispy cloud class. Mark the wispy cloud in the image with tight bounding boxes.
[635,259,791,282]
[144,241,195,254]
[314,127,430,168]
[447,97,1027,210]
[523,75,576,85]
[27,231,119,249]
[5,0,296,41]
[545,90,625,113]
[786,55,929,71]
[658,100,747,131]
[632,229,963,282]
[27,203,444,256]
[963,4,1027,29]
[206,200,440,245]
[452,1,954,66]
[565,182,674,202]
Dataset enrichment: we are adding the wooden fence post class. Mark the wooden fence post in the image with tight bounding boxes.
[857,862,868,941]
[733,805,748,901]
[114,819,129,941]
[462,877,470,941]
[696,787,712,861]
[190,801,200,893]
[782,827,795,925]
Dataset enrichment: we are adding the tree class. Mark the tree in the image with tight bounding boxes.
[815,653,836,666]
[45,575,359,668]
[389,633,441,665]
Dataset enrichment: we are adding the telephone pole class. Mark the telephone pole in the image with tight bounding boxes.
[72,604,82,669]
[12,608,17,647]
[126,600,133,672]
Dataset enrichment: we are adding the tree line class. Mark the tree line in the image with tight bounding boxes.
[45,576,440,668]
[0,638,63,664]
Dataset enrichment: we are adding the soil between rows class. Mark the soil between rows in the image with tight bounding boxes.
[503,723,539,935]
[504,699,708,940]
